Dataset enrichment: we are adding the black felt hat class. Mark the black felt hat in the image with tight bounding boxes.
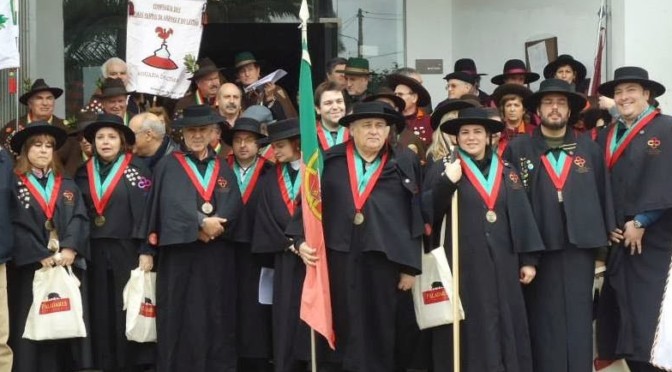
[454,58,487,76]
[221,117,266,146]
[10,121,67,154]
[543,54,587,83]
[339,101,406,134]
[173,105,225,128]
[19,79,63,105]
[96,78,129,99]
[524,79,587,113]
[440,107,505,135]
[265,118,300,143]
[597,66,666,98]
[443,71,477,85]
[491,59,540,85]
[83,114,136,145]
[362,86,406,112]
[386,74,431,108]
[490,83,533,108]
[431,96,481,131]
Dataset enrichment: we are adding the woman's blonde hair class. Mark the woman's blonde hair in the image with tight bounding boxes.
[426,129,451,162]
[14,134,63,175]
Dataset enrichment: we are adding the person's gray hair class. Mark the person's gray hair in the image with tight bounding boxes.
[137,113,166,138]
[101,57,127,78]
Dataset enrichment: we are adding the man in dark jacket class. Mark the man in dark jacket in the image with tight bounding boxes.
[129,112,179,171]
[504,79,614,372]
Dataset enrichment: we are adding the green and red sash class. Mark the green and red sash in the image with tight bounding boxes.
[317,122,349,150]
[540,150,573,199]
[458,150,503,212]
[174,153,220,206]
[228,156,266,204]
[87,153,133,217]
[346,141,388,215]
[20,172,62,223]
[605,108,659,169]
[276,163,301,216]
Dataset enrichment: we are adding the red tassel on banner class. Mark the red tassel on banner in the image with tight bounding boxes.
[8,70,17,95]
[201,4,208,25]
[128,1,135,16]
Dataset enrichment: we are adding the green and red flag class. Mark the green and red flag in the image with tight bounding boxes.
[298,0,335,349]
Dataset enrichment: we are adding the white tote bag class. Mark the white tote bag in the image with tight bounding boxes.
[412,216,465,330]
[123,268,157,343]
[23,266,87,340]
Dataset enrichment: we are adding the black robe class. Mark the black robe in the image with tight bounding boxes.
[251,162,310,372]
[74,154,154,369]
[423,155,544,372]
[320,144,423,372]
[227,155,274,363]
[141,149,242,372]
[504,128,615,372]
[7,174,92,372]
[596,113,672,363]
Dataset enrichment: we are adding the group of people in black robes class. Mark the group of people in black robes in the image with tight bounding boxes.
[0,54,671,372]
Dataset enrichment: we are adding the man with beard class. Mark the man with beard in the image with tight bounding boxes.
[218,83,244,128]
[503,79,614,372]
[174,58,223,118]
[313,81,348,152]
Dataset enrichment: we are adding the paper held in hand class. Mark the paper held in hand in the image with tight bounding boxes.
[244,69,288,93]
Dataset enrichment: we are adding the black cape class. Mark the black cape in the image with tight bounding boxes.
[596,113,672,362]
[320,144,423,372]
[423,155,544,372]
[504,128,615,371]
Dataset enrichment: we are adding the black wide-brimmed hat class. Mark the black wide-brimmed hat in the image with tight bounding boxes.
[83,114,136,145]
[454,58,487,76]
[265,118,300,143]
[363,86,406,112]
[173,104,225,128]
[490,83,533,107]
[97,78,129,99]
[189,57,224,81]
[491,59,540,85]
[443,71,477,85]
[597,66,666,98]
[386,74,431,108]
[68,111,98,136]
[19,79,64,105]
[222,117,266,146]
[524,79,587,113]
[339,101,406,133]
[440,107,505,135]
[431,95,481,130]
[543,54,587,83]
[10,121,68,154]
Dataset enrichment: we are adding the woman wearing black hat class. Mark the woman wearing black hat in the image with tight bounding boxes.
[7,121,92,372]
[250,118,312,372]
[543,54,588,93]
[424,107,544,372]
[140,104,242,372]
[74,114,155,371]
[223,118,274,371]
[490,83,534,156]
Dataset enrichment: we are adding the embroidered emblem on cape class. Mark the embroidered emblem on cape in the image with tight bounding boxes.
[647,137,662,156]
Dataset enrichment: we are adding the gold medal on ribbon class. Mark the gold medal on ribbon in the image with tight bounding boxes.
[486,210,497,223]
[94,215,106,227]
[353,212,365,225]
[201,202,214,215]
[44,219,54,231]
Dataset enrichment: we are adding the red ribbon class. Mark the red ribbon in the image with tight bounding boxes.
[228,155,266,205]
[317,122,349,151]
[605,110,658,169]
[276,164,299,216]
[86,154,133,216]
[19,174,62,222]
[346,141,389,214]
[174,153,220,204]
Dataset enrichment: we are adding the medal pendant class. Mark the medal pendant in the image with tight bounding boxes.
[353,212,365,225]
[485,210,497,223]
[201,202,214,215]
[94,215,106,227]
[44,219,54,231]
[557,190,564,203]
